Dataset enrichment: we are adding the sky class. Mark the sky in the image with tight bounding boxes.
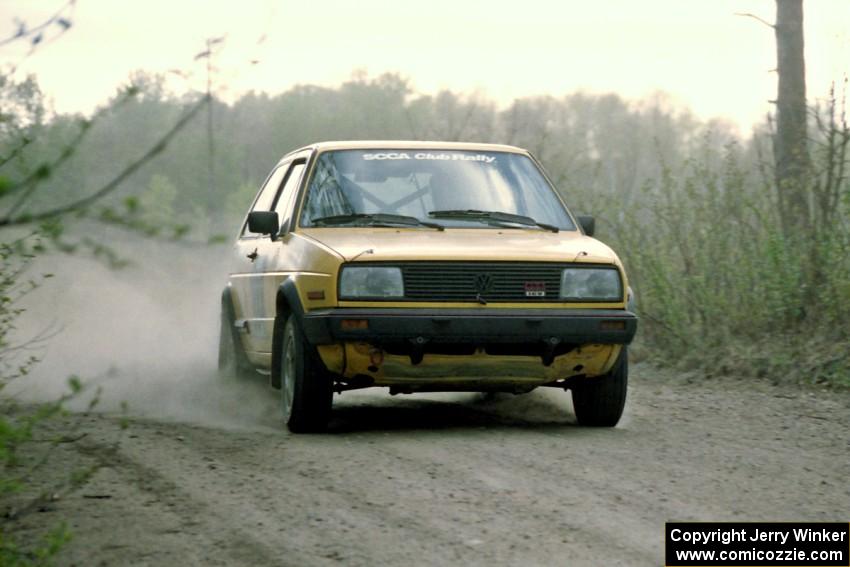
[2,0,849,133]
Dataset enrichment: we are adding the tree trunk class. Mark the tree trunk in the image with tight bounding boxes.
[774,0,810,235]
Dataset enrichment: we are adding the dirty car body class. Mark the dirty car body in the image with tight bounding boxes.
[219,141,638,432]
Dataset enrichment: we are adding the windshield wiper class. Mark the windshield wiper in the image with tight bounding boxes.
[427,209,559,233]
[311,213,444,231]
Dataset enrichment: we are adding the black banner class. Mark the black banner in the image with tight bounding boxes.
[666,522,849,566]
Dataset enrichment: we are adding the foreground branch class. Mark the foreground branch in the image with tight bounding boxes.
[0,95,209,228]
[2,87,141,219]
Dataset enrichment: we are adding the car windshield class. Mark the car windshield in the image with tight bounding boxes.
[298,149,576,230]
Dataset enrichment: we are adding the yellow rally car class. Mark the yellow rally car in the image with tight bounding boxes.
[218,141,637,432]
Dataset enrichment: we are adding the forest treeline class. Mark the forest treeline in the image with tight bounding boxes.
[3,71,849,385]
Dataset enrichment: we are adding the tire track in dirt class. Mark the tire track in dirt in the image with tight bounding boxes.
[15,365,850,566]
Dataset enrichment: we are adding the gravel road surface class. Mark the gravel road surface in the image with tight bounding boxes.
[9,364,849,567]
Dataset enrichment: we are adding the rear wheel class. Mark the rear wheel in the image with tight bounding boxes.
[280,314,333,433]
[571,347,628,427]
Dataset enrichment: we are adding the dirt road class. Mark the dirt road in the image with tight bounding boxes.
[7,252,849,565]
[10,364,849,567]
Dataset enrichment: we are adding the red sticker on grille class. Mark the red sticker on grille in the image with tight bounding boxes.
[524,282,546,297]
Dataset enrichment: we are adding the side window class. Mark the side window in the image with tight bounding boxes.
[273,161,306,231]
[242,164,289,237]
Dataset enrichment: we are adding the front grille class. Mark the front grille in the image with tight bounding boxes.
[401,262,565,302]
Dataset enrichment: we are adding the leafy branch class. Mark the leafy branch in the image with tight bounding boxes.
[0,94,210,228]
[1,85,142,218]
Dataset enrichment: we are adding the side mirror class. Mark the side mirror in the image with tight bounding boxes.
[577,215,595,237]
[247,211,280,237]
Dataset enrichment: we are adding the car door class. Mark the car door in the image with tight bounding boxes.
[230,154,309,366]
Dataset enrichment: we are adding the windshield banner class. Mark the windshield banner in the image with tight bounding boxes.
[362,152,496,163]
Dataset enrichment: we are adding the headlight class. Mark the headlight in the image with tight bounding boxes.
[560,267,622,301]
[339,266,404,299]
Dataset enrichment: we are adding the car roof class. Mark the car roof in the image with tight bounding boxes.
[280,140,529,162]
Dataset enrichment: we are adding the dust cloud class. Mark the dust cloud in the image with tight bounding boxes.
[9,232,595,432]
[10,235,280,431]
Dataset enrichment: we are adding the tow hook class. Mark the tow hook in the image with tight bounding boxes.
[368,348,384,373]
[541,336,560,367]
[409,336,428,365]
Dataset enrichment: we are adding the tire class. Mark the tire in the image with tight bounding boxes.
[218,308,254,381]
[279,314,333,433]
[571,347,628,427]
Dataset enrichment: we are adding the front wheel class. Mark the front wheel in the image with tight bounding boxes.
[571,347,628,427]
[280,314,333,433]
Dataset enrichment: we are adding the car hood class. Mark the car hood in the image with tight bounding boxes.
[298,227,621,266]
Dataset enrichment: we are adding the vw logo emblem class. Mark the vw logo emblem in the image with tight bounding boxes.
[473,273,494,294]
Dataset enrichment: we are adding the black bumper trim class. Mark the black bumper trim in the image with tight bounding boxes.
[301,308,637,345]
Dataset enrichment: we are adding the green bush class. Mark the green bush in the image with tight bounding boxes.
[590,138,850,386]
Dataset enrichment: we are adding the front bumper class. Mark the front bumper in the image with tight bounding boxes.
[303,308,636,387]
[301,307,638,346]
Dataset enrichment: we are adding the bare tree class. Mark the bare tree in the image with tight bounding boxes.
[773,0,810,234]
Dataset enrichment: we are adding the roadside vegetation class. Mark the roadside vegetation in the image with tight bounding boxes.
[0,67,207,567]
